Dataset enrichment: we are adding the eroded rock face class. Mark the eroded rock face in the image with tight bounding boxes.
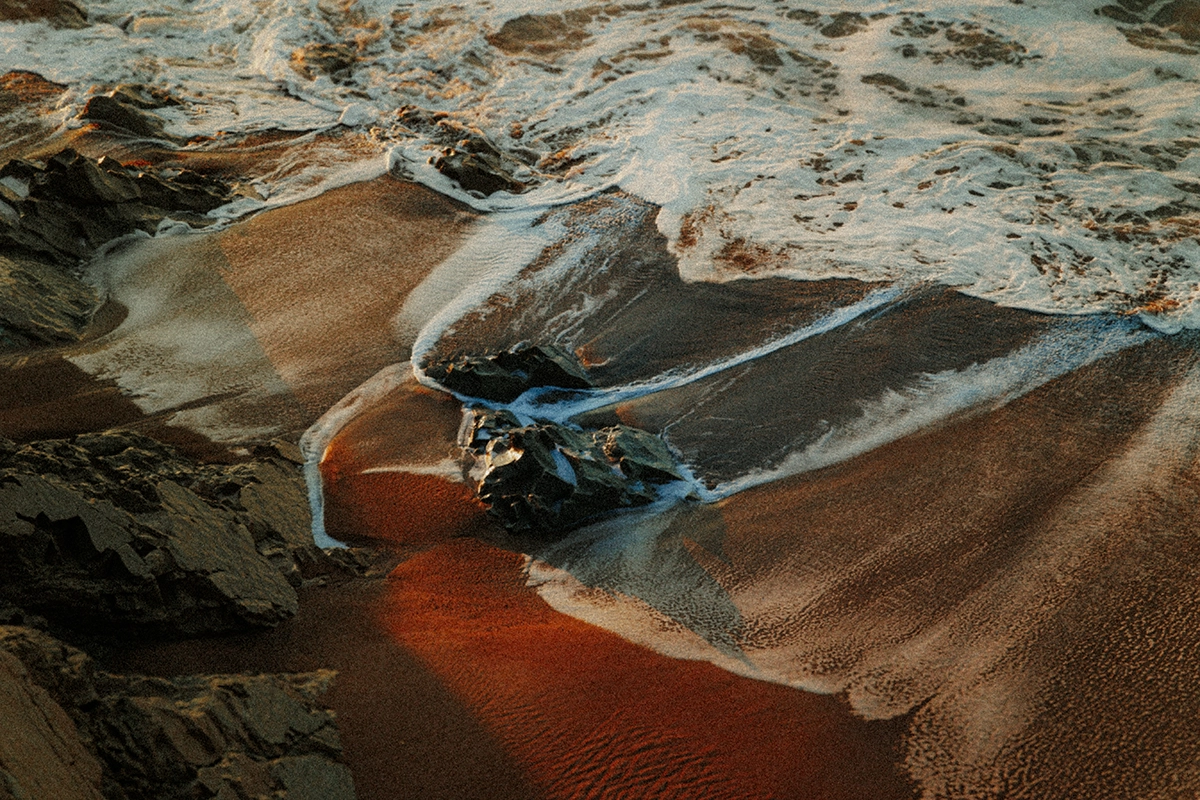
[460,408,686,537]
[0,625,356,800]
[0,148,230,264]
[425,343,592,402]
[0,149,232,351]
[0,430,358,637]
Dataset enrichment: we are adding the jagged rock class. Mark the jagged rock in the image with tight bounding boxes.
[0,625,356,800]
[0,429,361,637]
[0,0,88,28]
[0,251,99,349]
[0,148,231,266]
[460,408,686,537]
[426,343,592,402]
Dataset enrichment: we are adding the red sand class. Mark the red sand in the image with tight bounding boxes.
[311,401,916,800]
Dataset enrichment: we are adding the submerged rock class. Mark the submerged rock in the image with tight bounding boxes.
[0,625,356,800]
[426,343,592,402]
[0,429,358,637]
[432,146,526,196]
[460,408,686,537]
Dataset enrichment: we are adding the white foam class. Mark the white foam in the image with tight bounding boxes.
[713,317,1153,496]
[6,0,1197,323]
[299,361,413,548]
[508,285,902,422]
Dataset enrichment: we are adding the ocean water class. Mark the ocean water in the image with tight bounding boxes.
[4,0,1200,327]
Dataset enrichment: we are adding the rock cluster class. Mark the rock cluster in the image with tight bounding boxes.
[0,624,355,800]
[425,343,591,402]
[461,408,686,538]
[393,106,530,196]
[0,429,364,638]
[1,148,229,264]
[0,148,232,350]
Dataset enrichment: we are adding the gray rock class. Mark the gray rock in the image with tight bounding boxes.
[432,147,526,196]
[0,625,356,800]
[461,408,687,538]
[0,252,99,349]
[426,342,592,402]
[0,148,231,265]
[0,429,363,637]
[78,95,169,140]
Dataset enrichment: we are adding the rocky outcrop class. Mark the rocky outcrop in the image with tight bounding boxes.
[0,430,363,638]
[0,0,88,28]
[431,147,526,196]
[392,105,531,196]
[461,408,687,537]
[0,251,99,349]
[0,625,355,800]
[0,148,230,265]
[426,343,592,402]
[0,149,233,350]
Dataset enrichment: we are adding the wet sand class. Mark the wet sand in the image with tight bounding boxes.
[11,163,1198,798]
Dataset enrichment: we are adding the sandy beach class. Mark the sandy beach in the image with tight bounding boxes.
[3,1,1200,796]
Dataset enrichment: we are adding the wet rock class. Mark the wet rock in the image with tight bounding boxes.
[0,429,358,637]
[108,84,182,110]
[486,10,594,56]
[291,42,359,82]
[0,149,232,350]
[432,146,526,196]
[0,625,356,800]
[1152,0,1200,40]
[461,409,686,537]
[426,343,592,402]
[0,70,68,116]
[0,148,231,266]
[79,94,169,139]
[0,0,88,28]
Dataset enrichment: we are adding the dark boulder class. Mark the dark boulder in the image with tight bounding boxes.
[432,146,526,196]
[426,343,592,402]
[460,408,686,537]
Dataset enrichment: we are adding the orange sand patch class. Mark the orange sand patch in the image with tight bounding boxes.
[377,538,914,800]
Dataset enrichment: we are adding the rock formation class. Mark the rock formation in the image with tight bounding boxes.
[0,148,232,350]
[0,624,355,800]
[460,408,687,537]
[425,343,592,402]
[0,429,364,638]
